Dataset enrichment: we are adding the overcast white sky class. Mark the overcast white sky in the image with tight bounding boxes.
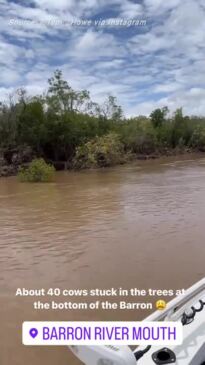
[0,0,205,116]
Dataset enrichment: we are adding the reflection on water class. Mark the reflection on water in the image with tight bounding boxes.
[0,155,205,364]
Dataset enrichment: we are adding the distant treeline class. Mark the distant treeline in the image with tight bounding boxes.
[1,70,205,169]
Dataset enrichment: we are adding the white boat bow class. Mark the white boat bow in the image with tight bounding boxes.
[69,277,205,365]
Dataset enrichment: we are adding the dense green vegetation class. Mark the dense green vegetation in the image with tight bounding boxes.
[18,158,55,182]
[73,133,125,169]
[1,70,205,172]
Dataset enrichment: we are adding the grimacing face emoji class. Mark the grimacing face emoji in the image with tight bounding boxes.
[156,299,166,310]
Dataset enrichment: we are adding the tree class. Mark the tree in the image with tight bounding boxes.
[171,108,191,147]
[17,100,46,154]
[95,95,123,121]
[47,70,91,114]
[0,90,26,148]
[150,106,168,128]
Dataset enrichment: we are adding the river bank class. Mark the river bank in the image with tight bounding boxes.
[0,146,34,177]
[0,145,203,178]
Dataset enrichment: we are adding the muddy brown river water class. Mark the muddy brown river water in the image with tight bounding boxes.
[1,155,205,364]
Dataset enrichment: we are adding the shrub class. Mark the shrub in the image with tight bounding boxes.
[156,122,173,149]
[170,109,193,147]
[18,158,55,182]
[189,125,205,151]
[73,132,124,169]
[119,118,158,154]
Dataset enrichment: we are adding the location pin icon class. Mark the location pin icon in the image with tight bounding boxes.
[29,328,38,339]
